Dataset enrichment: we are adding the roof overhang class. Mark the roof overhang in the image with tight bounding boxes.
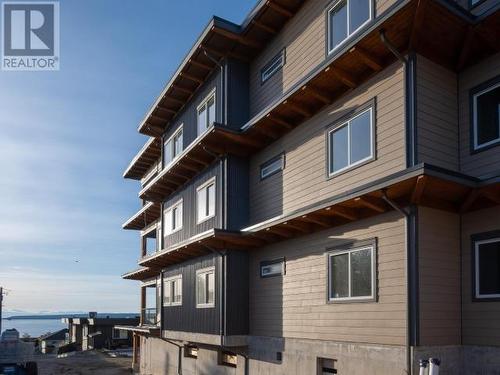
[138,0,304,137]
[115,325,161,336]
[135,164,500,269]
[123,138,162,180]
[122,267,160,281]
[139,124,258,202]
[122,201,161,230]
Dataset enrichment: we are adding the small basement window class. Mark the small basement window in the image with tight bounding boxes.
[184,345,198,358]
[260,258,285,278]
[474,236,500,299]
[260,154,285,180]
[261,49,285,84]
[318,358,337,374]
[219,351,237,367]
[472,79,500,151]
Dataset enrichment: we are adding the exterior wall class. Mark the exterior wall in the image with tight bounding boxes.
[459,52,500,178]
[461,206,500,346]
[249,211,407,346]
[162,164,221,248]
[416,55,459,171]
[249,62,406,224]
[418,207,461,346]
[248,336,406,375]
[248,0,399,117]
[162,253,220,335]
[139,336,244,375]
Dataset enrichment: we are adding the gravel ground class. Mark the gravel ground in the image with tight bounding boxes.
[36,351,133,375]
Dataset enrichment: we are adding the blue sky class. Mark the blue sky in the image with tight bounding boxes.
[0,0,256,314]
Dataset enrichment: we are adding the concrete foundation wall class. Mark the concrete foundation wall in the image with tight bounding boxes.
[414,345,500,375]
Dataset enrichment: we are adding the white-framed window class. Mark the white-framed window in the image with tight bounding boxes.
[164,199,183,235]
[472,80,500,151]
[261,49,285,84]
[260,154,285,180]
[197,90,216,136]
[196,178,216,223]
[163,274,183,306]
[196,267,215,308]
[163,125,183,168]
[328,245,375,301]
[112,329,128,340]
[327,0,372,53]
[260,258,285,278]
[474,236,500,300]
[327,106,374,176]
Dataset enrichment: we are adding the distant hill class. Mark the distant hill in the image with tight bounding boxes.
[3,313,138,320]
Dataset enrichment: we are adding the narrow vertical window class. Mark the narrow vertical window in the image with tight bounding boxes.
[163,199,183,236]
[163,126,183,168]
[163,275,182,306]
[472,79,500,151]
[327,0,371,53]
[473,236,500,299]
[196,267,215,308]
[196,178,216,223]
[197,90,216,136]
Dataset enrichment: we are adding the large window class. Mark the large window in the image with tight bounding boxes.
[197,91,216,136]
[328,0,371,53]
[261,49,285,84]
[328,244,375,301]
[474,236,500,300]
[163,126,183,168]
[472,79,500,151]
[163,275,182,306]
[196,178,216,223]
[328,106,374,176]
[164,199,183,235]
[196,267,215,308]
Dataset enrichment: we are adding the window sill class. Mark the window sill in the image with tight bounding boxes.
[327,296,376,304]
[196,304,215,309]
[470,139,500,155]
[197,214,215,225]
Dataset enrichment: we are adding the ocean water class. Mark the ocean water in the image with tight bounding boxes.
[1,319,66,338]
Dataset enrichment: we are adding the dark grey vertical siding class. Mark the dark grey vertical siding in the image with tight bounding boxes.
[162,253,220,335]
[226,58,250,129]
[162,164,220,247]
[225,250,249,336]
[226,155,250,231]
[162,69,222,150]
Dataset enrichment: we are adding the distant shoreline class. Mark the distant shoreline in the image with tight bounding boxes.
[3,313,138,321]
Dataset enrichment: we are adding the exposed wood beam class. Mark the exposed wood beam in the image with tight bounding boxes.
[156,106,177,115]
[282,221,311,234]
[150,115,169,124]
[267,114,294,129]
[219,131,263,149]
[200,45,249,62]
[266,227,294,238]
[460,189,481,212]
[143,124,164,137]
[251,231,281,242]
[164,96,185,106]
[251,19,278,34]
[411,175,427,204]
[267,1,293,18]
[188,59,213,71]
[176,162,199,173]
[283,99,311,117]
[301,85,332,105]
[300,214,334,228]
[350,46,383,71]
[409,0,429,51]
[172,84,194,95]
[355,196,386,213]
[179,72,204,85]
[483,189,500,204]
[212,27,262,49]
[325,205,358,221]
[251,124,281,140]
[185,154,210,167]
[330,67,357,88]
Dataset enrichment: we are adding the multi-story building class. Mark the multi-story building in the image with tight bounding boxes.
[118,0,500,373]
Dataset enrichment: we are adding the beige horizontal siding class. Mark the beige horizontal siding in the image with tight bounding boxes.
[416,55,459,171]
[418,207,461,346]
[459,52,500,178]
[249,211,407,346]
[249,0,400,117]
[249,62,405,224]
[461,206,500,346]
